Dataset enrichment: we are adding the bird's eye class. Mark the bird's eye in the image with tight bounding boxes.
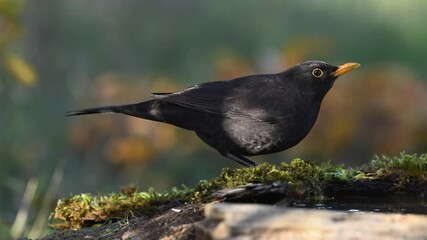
[312,68,323,78]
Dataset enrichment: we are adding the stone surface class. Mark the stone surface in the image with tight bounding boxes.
[195,203,427,240]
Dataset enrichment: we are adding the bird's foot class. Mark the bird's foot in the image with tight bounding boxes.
[225,153,258,167]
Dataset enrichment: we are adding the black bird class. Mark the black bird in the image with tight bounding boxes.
[67,61,360,167]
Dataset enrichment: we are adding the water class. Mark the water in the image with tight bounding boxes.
[290,193,427,214]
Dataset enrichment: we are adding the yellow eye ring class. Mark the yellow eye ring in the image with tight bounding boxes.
[312,68,323,78]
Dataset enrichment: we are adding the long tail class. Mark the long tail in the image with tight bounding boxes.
[66,105,120,116]
[66,100,158,120]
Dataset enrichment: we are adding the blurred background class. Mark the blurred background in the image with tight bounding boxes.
[1,0,427,238]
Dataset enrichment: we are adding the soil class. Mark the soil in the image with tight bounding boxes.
[40,204,204,240]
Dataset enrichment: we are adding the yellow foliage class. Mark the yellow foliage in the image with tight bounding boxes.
[1,0,37,86]
[106,137,153,164]
[4,54,37,86]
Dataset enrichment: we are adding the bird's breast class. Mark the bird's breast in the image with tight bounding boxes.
[222,107,319,155]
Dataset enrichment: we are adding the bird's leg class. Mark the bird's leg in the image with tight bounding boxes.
[225,153,258,167]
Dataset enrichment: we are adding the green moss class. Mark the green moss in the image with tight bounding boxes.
[50,186,191,229]
[50,152,427,230]
[362,152,427,189]
[370,152,427,175]
[189,159,348,202]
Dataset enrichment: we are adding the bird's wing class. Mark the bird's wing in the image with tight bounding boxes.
[153,82,256,120]
[152,76,286,123]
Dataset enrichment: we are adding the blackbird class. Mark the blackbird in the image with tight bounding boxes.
[67,61,360,167]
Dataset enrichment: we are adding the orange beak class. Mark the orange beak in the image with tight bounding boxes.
[332,62,361,77]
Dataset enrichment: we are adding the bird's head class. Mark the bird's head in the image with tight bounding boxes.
[284,60,360,101]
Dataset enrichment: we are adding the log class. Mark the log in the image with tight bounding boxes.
[196,203,427,240]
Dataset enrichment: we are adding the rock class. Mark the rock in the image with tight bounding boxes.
[195,203,427,240]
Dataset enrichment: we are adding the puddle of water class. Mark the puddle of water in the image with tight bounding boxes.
[290,193,427,214]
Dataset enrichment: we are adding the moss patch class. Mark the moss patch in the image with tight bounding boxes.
[354,152,427,190]
[50,152,427,230]
[190,159,350,202]
[50,186,191,229]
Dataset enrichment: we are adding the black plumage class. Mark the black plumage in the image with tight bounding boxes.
[67,61,360,167]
